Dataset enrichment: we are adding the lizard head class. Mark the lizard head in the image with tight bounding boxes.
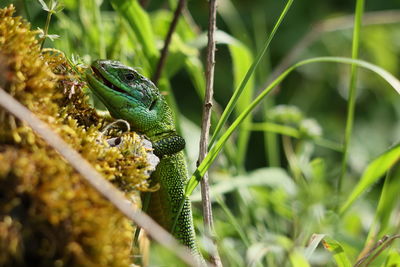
[86,60,175,136]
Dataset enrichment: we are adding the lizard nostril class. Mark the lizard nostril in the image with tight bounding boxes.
[149,99,157,110]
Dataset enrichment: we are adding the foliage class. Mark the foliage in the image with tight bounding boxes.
[0,5,153,266]
[1,0,400,266]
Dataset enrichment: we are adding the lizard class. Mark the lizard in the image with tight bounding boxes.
[86,60,205,264]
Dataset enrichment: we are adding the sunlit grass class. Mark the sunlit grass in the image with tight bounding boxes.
[8,0,400,266]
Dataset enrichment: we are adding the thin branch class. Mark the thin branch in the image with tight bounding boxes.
[363,234,400,267]
[198,0,222,266]
[354,234,400,267]
[152,0,186,85]
[0,87,198,267]
[354,235,389,267]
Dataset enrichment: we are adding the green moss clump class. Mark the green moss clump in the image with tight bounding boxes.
[0,5,152,266]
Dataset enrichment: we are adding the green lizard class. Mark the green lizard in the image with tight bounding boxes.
[86,60,204,262]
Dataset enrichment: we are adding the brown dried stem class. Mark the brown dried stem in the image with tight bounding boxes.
[0,87,198,267]
[354,234,400,267]
[152,0,186,85]
[198,0,222,266]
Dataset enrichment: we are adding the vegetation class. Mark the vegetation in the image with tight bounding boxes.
[0,5,153,266]
[1,0,400,266]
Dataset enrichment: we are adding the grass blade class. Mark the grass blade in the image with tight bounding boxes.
[110,0,159,69]
[229,36,254,168]
[249,122,343,152]
[372,166,400,239]
[218,1,255,169]
[322,236,352,267]
[208,0,294,148]
[190,167,295,202]
[340,143,400,215]
[304,234,326,259]
[185,56,400,196]
[79,0,106,58]
[338,0,365,196]
[289,250,311,267]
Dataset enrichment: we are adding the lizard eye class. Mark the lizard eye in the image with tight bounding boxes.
[125,73,136,81]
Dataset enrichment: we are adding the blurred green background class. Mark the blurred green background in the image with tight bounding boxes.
[3,0,400,266]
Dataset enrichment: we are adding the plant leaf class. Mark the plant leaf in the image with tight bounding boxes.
[190,167,295,202]
[208,0,294,148]
[304,234,326,259]
[340,143,400,215]
[322,237,352,267]
[289,249,311,267]
[186,57,400,196]
[38,0,50,11]
[110,0,159,69]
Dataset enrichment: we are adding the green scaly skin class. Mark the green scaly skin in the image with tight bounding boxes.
[86,60,204,262]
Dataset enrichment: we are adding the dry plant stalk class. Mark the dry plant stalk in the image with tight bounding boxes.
[198,0,223,266]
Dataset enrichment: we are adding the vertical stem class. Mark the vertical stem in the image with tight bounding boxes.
[40,8,53,50]
[152,0,186,85]
[338,0,365,195]
[282,136,301,182]
[198,0,222,266]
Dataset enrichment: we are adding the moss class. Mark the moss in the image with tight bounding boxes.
[0,5,151,267]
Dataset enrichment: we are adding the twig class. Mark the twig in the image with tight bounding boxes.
[363,234,400,267]
[152,0,186,85]
[198,0,222,266]
[354,234,400,267]
[0,87,198,267]
[354,235,389,267]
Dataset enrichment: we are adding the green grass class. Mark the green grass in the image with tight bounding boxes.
[338,0,365,198]
[11,0,400,265]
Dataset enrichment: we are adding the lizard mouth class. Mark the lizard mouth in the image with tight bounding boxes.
[91,66,130,96]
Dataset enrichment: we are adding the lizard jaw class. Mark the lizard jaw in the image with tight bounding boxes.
[91,66,130,97]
